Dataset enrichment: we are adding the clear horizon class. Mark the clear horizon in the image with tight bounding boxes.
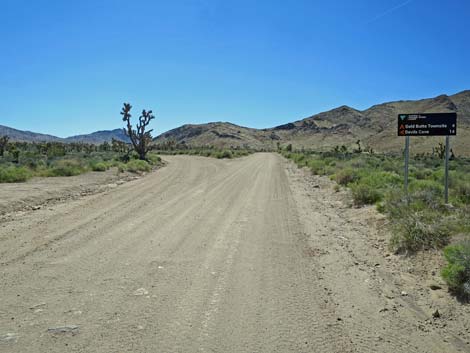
[2,0,469,138]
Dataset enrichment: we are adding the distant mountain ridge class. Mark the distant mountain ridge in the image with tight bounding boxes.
[2,90,469,154]
[0,125,130,144]
[155,90,470,156]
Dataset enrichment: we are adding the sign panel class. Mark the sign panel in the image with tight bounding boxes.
[398,113,457,136]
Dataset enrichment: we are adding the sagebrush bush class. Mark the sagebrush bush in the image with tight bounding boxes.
[335,168,358,186]
[307,159,328,175]
[453,179,470,205]
[46,159,87,177]
[215,150,233,159]
[442,241,470,299]
[124,159,151,173]
[383,188,456,252]
[389,211,453,253]
[350,182,382,205]
[91,162,109,172]
[0,166,32,183]
[146,153,162,165]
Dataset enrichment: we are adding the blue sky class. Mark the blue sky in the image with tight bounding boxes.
[1,0,469,137]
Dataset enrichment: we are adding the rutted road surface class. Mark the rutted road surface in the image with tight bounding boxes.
[0,154,468,352]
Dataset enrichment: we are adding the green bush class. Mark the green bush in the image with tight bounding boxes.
[389,211,453,253]
[335,168,358,186]
[146,153,162,165]
[453,179,470,205]
[307,159,328,175]
[46,159,87,177]
[350,182,382,205]
[125,159,151,173]
[218,150,233,159]
[383,189,456,252]
[412,168,433,180]
[0,166,32,183]
[441,242,470,299]
[91,162,109,172]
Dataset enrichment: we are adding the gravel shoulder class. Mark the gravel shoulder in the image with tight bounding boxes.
[0,153,468,352]
[0,168,144,220]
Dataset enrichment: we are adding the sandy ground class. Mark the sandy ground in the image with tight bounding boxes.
[0,168,141,220]
[0,153,469,353]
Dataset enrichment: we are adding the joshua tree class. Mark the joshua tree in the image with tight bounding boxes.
[434,142,446,159]
[120,103,155,160]
[0,135,9,157]
[354,139,362,153]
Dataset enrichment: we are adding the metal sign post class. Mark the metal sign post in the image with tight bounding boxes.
[404,136,410,196]
[445,135,450,204]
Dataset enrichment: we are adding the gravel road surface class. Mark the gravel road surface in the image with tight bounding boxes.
[0,154,468,352]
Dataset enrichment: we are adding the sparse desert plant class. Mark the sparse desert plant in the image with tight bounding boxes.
[453,179,470,205]
[46,159,88,177]
[0,135,9,157]
[383,188,455,252]
[441,241,470,300]
[125,159,151,173]
[307,159,328,175]
[0,166,32,183]
[389,211,453,253]
[335,168,358,186]
[120,103,155,161]
[350,182,382,205]
[91,162,109,172]
[214,150,233,159]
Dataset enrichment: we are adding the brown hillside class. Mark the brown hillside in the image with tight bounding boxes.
[154,90,470,155]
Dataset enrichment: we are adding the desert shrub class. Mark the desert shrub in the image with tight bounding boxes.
[125,159,151,173]
[91,162,109,172]
[146,153,162,165]
[46,159,88,177]
[307,159,328,175]
[116,162,127,173]
[412,168,433,180]
[335,168,358,186]
[389,211,454,253]
[0,166,32,183]
[453,179,470,205]
[441,242,470,299]
[214,150,233,159]
[381,158,401,173]
[383,188,454,252]
[291,153,306,165]
[350,182,382,205]
[358,170,401,189]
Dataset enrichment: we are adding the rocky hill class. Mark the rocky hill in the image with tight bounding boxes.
[154,90,470,155]
[0,125,62,142]
[3,90,469,154]
[65,129,129,144]
[0,126,129,144]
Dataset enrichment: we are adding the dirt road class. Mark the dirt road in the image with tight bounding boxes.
[1,154,468,352]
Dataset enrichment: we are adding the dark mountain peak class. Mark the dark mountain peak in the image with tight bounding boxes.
[334,105,358,112]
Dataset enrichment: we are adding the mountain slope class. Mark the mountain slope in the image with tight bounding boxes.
[154,90,470,155]
[0,125,129,144]
[155,122,275,149]
[3,90,469,154]
[65,129,129,144]
[0,125,63,142]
